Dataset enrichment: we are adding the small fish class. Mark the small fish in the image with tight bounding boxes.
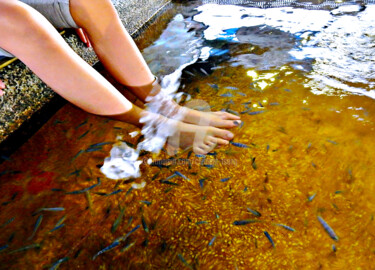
[284,88,292,92]
[51,188,65,192]
[200,68,209,76]
[264,231,275,248]
[240,109,250,114]
[207,83,219,90]
[85,147,102,153]
[0,244,9,252]
[28,215,43,240]
[174,171,190,181]
[49,224,65,232]
[274,223,295,232]
[203,164,214,169]
[233,219,259,225]
[65,178,101,194]
[140,200,152,206]
[270,102,279,106]
[332,244,337,252]
[178,254,193,270]
[0,217,15,228]
[92,241,120,260]
[317,216,339,241]
[227,109,240,116]
[8,243,40,254]
[78,130,89,139]
[335,190,343,194]
[195,154,205,158]
[121,241,136,252]
[75,119,88,129]
[248,111,265,115]
[243,186,248,192]
[67,169,81,177]
[208,235,216,246]
[32,207,65,216]
[71,150,85,162]
[106,189,123,196]
[207,152,217,156]
[307,193,316,202]
[220,92,234,97]
[89,142,113,148]
[220,177,231,182]
[111,207,126,233]
[141,216,149,233]
[196,221,208,225]
[247,208,261,217]
[8,232,15,243]
[184,70,195,77]
[142,239,149,247]
[125,187,133,197]
[116,225,141,242]
[160,180,179,186]
[52,215,66,227]
[230,142,249,148]
[251,157,257,170]
[199,178,206,189]
[327,139,338,145]
[49,257,69,270]
[225,86,239,90]
[266,144,270,152]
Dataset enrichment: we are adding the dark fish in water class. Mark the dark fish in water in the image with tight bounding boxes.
[199,178,206,189]
[225,86,239,90]
[237,92,247,96]
[233,219,259,225]
[116,225,141,242]
[327,139,338,145]
[207,152,217,156]
[203,164,214,169]
[251,157,257,170]
[65,178,101,194]
[92,241,120,260]
[85,147,102,153]
[67,169,81,177]
[184,70,195,77]
[141,216,149,233]
[8,243,40,254]
[240,109,250,114]
[317,216,339,241]
[195,154,205,158]
[208,235,216,246]
[264,231,275,248]
[284,88,292,92]
[307,193,316,202]
[75,119,88,129]
[28,214,43,240]
[78,130,89,139]
[71,150,85,162]
[332,244,337,252]
[274,223,295,232]
[270,102,279,106]
[0,244,9,252]
[230,142,249,148]
[258,102,264,107]
[121,241,136,252]
[220,92,234,97]
[125,187,133,197]
[140,200,152,206]
[244,186,248,192]
[248,111,265,115]
[247,208,261,217]
[142,239,149,247]
[175,171,190,181]
[335,190,343,194]
[32,207,65,216]
[227,109,240,116]
[0,217,15,228]
[215,213,220,219]
[196,221,208,225]
[178,254,193,270]
[200,68,209,76]
[106,189,123,196]
[207,83,219,90]
[49,257,69,270]
[50,224,65,232]
[220,177,231,182]
[111,207,126,233]
[160,180,179,186]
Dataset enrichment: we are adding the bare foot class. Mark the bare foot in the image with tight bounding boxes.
[166,120,234,155]
[182,108,241,128]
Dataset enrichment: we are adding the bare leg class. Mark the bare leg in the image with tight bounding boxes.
[0,0,233,154]
[69,0,241,128]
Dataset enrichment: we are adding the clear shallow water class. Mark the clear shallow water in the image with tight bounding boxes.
[0,2,375,269]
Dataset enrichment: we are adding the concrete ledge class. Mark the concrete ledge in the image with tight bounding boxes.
[0,0,170,143]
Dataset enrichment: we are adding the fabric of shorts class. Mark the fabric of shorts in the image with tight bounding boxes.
[0,0,79,58]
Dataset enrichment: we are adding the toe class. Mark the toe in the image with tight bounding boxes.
[215,138,230,145]
[211,127,234,140]
[215,111,241,120]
